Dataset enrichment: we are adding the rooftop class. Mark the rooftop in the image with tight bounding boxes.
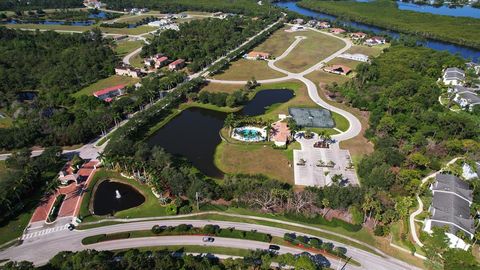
[457,91,480,104]
[93,84,126,97]
[433,173,472,202]
[430,192,474,235]
[271,121,290,143]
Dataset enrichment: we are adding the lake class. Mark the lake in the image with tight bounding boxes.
[93,180,145,216]
[275,1,480,62]
[147,89,294,178]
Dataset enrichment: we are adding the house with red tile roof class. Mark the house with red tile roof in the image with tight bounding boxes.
[323,65,352,76]
[270,121,291,147]
[145,54,170,69]
[246,51,271,60]
[93,84,126,102]
[330,28,346,35]
[350,32,367,40]
[168,59,185,70]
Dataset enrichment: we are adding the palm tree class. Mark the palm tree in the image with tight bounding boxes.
[322,198,330,217]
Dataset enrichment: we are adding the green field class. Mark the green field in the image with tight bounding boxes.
[73,75,140,97]
[275,29,345,73]
[5,24,157,36]
[211,59,284,81]
[114,40,144,57]
[299,0,480,50]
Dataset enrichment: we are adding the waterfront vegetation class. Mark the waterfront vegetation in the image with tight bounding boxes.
[298,0,480,49]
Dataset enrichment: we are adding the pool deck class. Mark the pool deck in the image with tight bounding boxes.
[293,132,358,187]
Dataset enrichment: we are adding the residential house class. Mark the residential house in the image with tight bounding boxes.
[323,65,352,76]
[443,67,465,86]
[93,84,126,102]
[293,18,305,25]
[115,64,142,78]
[270,121,290,147]
[350,32,367,40]
[317,21,330,29]
[423,173,474,250]
[462,162,480,180]
[83,0,103,9]
[330,28,346,35]
[246,51,271,60]
[168,59,186,71]
[453,91,480,110]
[338,53,369,63]
[144,54,169,69]
[466,62,480,75]
[306,20,318,27]
[289,25,306,32]
[364,36,386,46]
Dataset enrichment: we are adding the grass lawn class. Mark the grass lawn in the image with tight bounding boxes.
[200,82,243,94]
[99,26,158,35]
[252,26,298,57]
[0,115,13,129]
[347,45,386,57]
[328,57,362,71]
[0,211,32,246]
[5,24,91,32]
[78,170,168,223]
[114,14,162,24]
[114,40,144,57]
[73,76,140,97]
[211,59,284,81]
[130,52,145,69]
[276,29,345,73]
[331,111,349,132]
[305,70,350,85]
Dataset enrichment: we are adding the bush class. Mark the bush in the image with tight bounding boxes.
[179,205,192,214]
[217,228,245,239]
[203,224,218,235]
[297,235,310,244]
[321,242,334,252]
[244,231,272,242]
[174,224,191,232]
[284,233,296,242]
[151,225,165,234]
[309,238,323,249]
[374,225,390,237]
[82,234,106,245]
[104,232,130,241]
[334,246,347,255]
[165,204,177,215]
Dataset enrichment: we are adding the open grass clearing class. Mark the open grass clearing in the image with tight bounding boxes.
[211,59,284,81]
[200,82,243,94]
[252,26,298,57]
[5,24,91,32]
[73,75,140,97]
[276,30,345,73]
[328,57,362,71]
[130,52,145,68]
[114,40,144,57]
[305,70,350,85]
[347,45,386,57]
[114,14,162,24]
[331,111,349,132]
[99,26,158,35]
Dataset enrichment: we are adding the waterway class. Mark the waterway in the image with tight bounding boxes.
[147,89,294,178]
[275,1,480,61]
[396,1,480,19]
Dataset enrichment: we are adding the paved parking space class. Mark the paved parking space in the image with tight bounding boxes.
[293,132,359,187]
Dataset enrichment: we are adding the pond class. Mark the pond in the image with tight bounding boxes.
[147,89,294,178]
[396,1,480,19]
[274,1,480,62]
[92,180,145,216]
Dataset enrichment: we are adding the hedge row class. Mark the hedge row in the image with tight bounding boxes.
[284,233,348,259]
[47,194,66,223]
[82,232,131,245]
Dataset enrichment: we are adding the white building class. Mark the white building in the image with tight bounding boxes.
[454,91,480,110]
[442,67,465,86]
[338,53,369,63]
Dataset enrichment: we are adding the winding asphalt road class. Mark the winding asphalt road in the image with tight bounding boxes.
[0,219,418,269]
[208,26,361,142]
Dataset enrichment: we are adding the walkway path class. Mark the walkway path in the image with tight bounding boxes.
[408,157,461,248]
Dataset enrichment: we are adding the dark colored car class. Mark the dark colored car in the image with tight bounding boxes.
[202,237,215,242]
[268,245,280,251]
[67,224,75,231]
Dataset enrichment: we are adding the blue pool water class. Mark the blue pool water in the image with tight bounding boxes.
[275,1,480,62]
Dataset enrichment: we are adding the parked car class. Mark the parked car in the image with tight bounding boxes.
[202,237,215,242]
[67,224,75,231]
[268,245,280,251]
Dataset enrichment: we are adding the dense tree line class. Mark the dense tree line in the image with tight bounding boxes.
[103,0,279,17]
[1,249,324,270]
[0,147,64,225]
[0,0,82,11]
[142,16,275,72]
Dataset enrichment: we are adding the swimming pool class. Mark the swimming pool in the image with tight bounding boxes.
[232,126,267,142]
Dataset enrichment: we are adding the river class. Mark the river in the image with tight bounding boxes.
[275,1,480,62]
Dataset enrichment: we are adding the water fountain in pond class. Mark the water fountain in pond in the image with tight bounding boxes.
[115,190,121,199]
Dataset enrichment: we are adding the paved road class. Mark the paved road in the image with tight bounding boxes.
[0,218,419,269]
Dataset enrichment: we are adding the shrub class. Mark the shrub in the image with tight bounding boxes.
[179,205,192,214]
[217,228,245,239]
[151,225,165,234]
[374,225,390,237]
[334,246,347,255]
[82,234,106,245]
[284,233,296,242]
[297,235,310,244]
[203,224,218,235]
[174,224,191,232]
[244,231,272,242]
[309,238,323,249]
[321,242,334,252]
[165,204,177,215]
[104,232,130,241]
